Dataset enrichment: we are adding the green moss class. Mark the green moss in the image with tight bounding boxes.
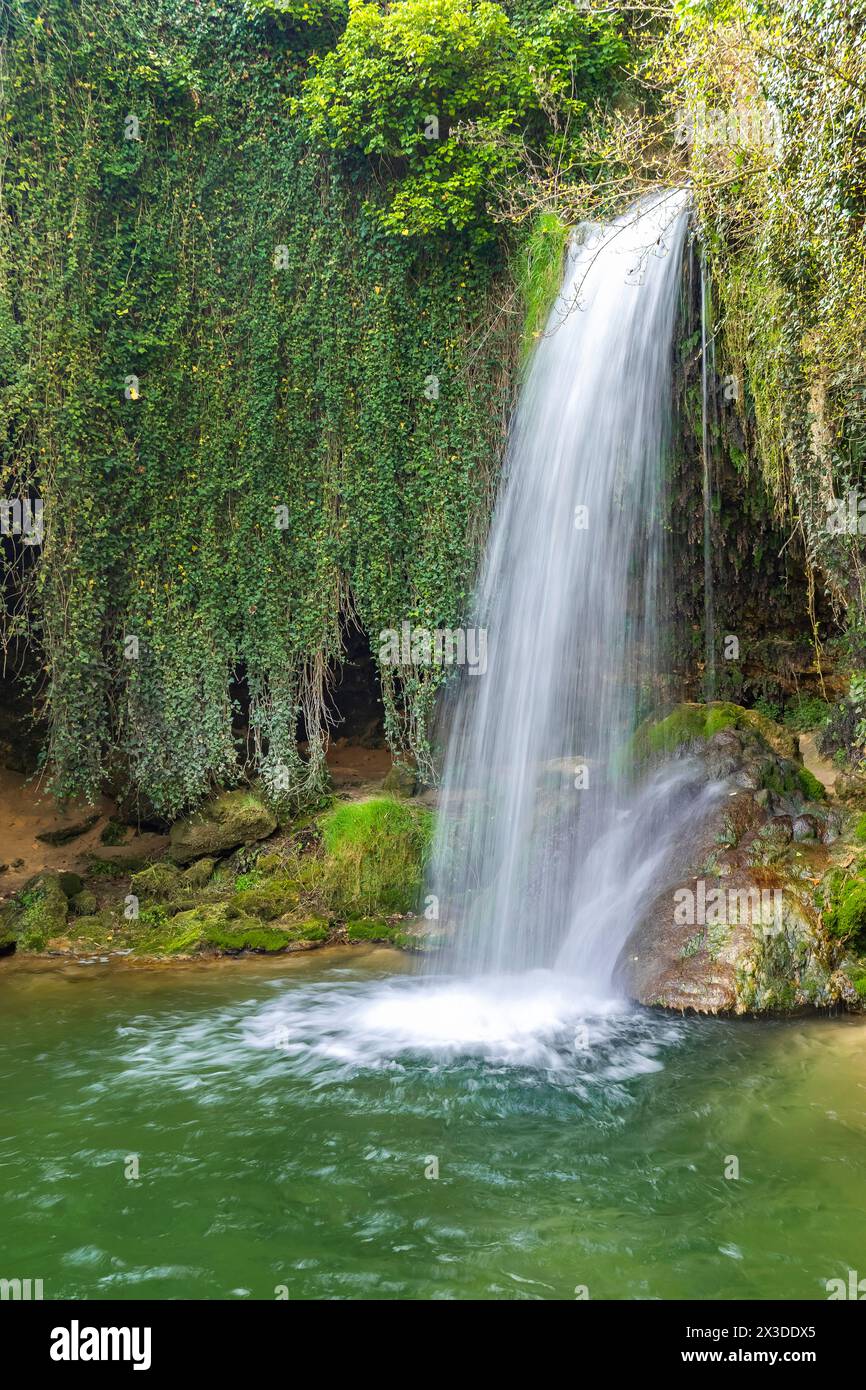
[85,855,150,878]
[226,877,299,921]
[61,910,121,949]
[182,857,217,888]
[15,873,70,951]
[796,767,826,802]
[256,854,285,874]
[319,797,433,915]
[200,922,300,953]
[346,917,415,950]
[827,878,866,948]
[69,889,98,917]
[168,789,277,865]
[130,862,184,902]
[630,702,743,761]
[853,972,866,1002]
[853,814,866,844]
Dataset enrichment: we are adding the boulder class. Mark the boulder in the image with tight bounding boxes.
[615,711,849,1015]
[168,790,277,865]
[182,857,217,888]
[0,871,70,952]
[130,862,184,901]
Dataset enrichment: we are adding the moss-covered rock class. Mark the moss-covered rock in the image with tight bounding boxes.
[58,872,84,898]
[133,903,327,956]
[318,796,433,915]
[130,861,184,901]
[631,702,799,765]
[168,789,277,864]
[226,876,299,921]
[69,889,98,917]
[182,857,217,888]
[4,872,70,952]
[345,916,419,950]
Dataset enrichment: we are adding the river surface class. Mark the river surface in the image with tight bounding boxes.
[1,948,864,1301]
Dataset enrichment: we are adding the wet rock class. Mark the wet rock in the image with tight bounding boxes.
[792,814,821,842]
[168,789,277,864]
[616,705,849,1015]
[767,816,794,843]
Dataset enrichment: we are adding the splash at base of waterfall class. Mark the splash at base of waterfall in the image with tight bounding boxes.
[242,968,678,1076]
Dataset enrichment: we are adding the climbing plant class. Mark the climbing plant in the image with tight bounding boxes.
[0,0,627,814]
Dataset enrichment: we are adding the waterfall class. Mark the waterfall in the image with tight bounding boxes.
[428,192,694,988]
[700,245,717,700]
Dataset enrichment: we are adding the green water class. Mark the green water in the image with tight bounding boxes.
[1,947,864,1301]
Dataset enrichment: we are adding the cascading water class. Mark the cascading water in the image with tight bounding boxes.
[253,191,722,1067]
[428,191,704,991]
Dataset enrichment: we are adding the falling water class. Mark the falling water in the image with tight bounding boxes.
[428,191,699,989]
[700,244,717,700]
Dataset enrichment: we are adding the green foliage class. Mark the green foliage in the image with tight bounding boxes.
[320,794,433,912]
[518,211,569,364]
[296,0,627,238]
[297,0,534,238]
[245,0,349,29]
[0,0,520,812]
[662,0,866,626]
[754,696,781,723]
[826,875,866,949]
[781,696,832,732]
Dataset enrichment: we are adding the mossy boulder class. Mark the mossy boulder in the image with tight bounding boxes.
[344,916,424,951]
[1,871,70,952]
[616,868,847,1014]
[226,876,299,921]
[168,789,277,864]
[130,861,184,902]
[318,796,433,915]
[631,702,799,766]
[133,903,327,956]
[182,857,217,889]
[69,889,98,917]
[615,720,850,1015]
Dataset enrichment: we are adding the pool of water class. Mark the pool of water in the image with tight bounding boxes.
[1,947,864,1300]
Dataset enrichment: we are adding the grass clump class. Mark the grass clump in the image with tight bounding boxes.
[519,212,570,366]
[319,797,433,915]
